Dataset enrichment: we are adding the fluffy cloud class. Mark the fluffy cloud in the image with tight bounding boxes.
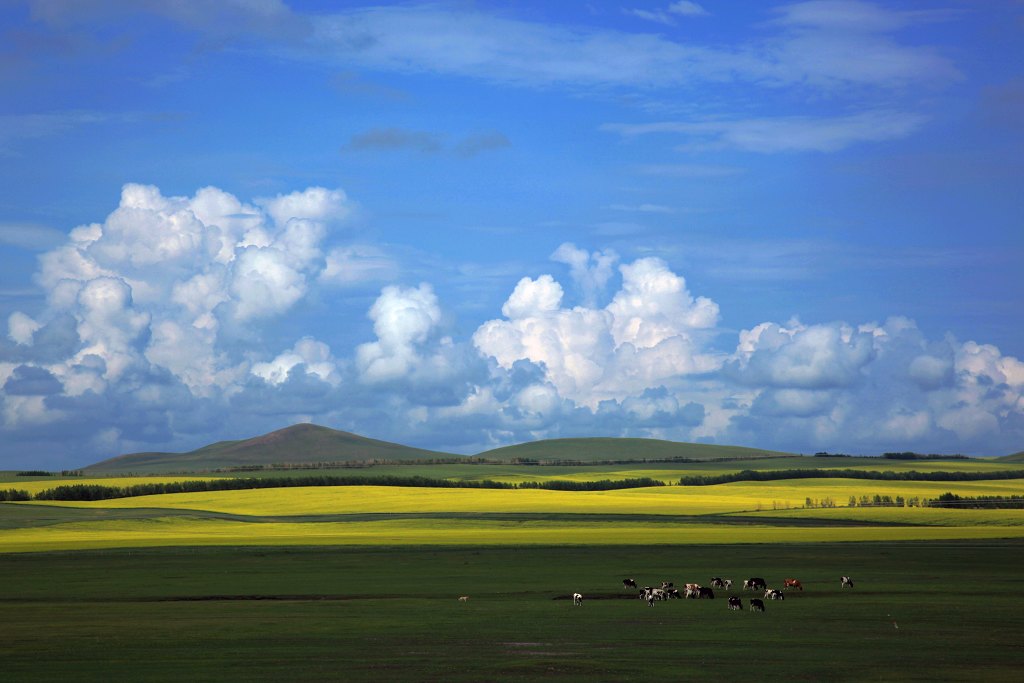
[729,321,875,389]
[355,283,445,383]
[550,243,618,308]
[2,182,352,437]
[8,312,41,346]
[473,254,721,408]
[723,317,1024,453]
[251,337,340,386]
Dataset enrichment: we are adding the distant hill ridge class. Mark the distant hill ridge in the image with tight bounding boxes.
[475,437,789,463]
[83,424,796,474]
[84,424,455,474]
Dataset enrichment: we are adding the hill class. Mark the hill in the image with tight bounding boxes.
[84,424,457,474]
[996,451,1024,463]
[474,437,792,463]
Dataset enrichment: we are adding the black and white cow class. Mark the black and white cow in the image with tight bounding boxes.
[640,587,665,604]
[744,577,767,591]
[749,598,766,612]
[623,578,637,589]
[710,577,725,588]
[727,596,742,610]
[573,593,583,606]
[841,576,854,588]
[765,589,785,600]
[666,588,681,599]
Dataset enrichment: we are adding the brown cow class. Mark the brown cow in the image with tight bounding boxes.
[783,578,803,591]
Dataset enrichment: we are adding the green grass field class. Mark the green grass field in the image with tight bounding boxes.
[1,542,1023,681]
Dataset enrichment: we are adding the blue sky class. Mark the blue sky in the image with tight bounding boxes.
[1,0,1022,468]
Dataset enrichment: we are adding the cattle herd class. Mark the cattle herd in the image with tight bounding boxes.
[464,575,856,607]
[566,575,856,611]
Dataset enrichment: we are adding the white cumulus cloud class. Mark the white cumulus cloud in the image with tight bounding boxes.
[356,283,445,383]
[474,256,721,407]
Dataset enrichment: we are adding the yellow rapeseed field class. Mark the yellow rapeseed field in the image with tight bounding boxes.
[28,479,1024,517]
[7,477,1024,553]
[731,506,1024,526]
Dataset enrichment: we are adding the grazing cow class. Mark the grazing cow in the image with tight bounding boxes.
[573,593,583,606]
[744,578,767,591]
[750,599,765,612]
[623,578,637,589]
[765,589,785,600]
[727,596,742,611]
[698,586,715,600]
[651,588,666,601]
[666,588,681,599]
[783,578,803,591]
[841,576,854,588]
[660,581,674,590]
[710,577,725,588]
[685,586,701,599]
[458,596,469,602]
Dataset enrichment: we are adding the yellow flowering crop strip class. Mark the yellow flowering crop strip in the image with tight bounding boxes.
[3,516,1024,553]
[730,505,1024,526]
[27,479,1024,517]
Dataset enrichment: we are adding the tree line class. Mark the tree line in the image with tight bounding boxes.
[677,469,1024,486]
[926,492,1024,509]
[28,475,670,501]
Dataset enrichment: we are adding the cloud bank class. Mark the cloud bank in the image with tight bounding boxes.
[2,183,1022,468]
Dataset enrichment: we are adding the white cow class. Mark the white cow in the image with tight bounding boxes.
[573,593,583,606]
[458,596,469,602]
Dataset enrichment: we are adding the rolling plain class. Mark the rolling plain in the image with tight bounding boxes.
[3,428,1024,680]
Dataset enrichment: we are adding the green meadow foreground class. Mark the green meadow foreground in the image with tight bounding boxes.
[3,456,1024,680]
[2,543,1023,682]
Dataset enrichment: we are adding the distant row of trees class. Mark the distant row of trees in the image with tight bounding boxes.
[812,451,969,460]
[677,469,1024,486]
[926,492,1024,509]
[519,477,666,491]
[14,470,83,477]
[27,475,673,501]
[31,475,517,501]
[881,452,969,460]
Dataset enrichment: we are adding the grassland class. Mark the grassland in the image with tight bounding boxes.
[2,543,1023,681]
